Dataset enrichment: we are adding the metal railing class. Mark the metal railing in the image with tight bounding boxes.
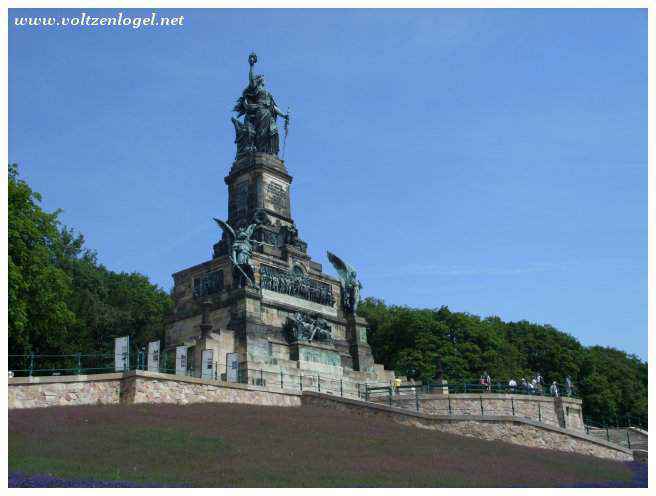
[9,353,117,377]
[8,353,369,401]
[365,381,577,399]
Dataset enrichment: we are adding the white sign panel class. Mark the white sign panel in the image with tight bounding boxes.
[175,346,187,376]
[201,349,214,380]
[147,340,160,372]
[114,336,129,372]
[226,353,239,382]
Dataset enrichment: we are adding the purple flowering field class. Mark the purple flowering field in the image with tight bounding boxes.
[8,403,646,487]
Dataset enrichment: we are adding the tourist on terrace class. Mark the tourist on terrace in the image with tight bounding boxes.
[508,378,517,393]
[521,377,529,393]
[565,376,573,396]
[550,381,559,397]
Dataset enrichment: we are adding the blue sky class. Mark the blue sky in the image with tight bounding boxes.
[9,9,647,359]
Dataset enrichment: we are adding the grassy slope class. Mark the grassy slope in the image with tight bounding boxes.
[8,403,634,487]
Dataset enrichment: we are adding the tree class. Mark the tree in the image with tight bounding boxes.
[358,297,647,422]
[8,164,173,368]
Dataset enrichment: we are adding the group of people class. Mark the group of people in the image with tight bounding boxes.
[506,374,574,397]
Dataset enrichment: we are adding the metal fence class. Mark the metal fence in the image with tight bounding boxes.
[8,353,369,401]
[9,353,117,377]
[365,381,577,401]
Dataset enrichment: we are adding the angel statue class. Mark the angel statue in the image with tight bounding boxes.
[327,251,363,314]
[232,52,290,157]
[213,218,263,288]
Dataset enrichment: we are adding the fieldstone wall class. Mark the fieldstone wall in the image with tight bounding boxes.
[374,392,582,431]
[8,373,124,409]
[303,392,633,462]
[8,371,301,410]
[125,372,301,407]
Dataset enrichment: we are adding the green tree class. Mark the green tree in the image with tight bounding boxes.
[358,297,647,423]
[8,164,76,357]
[8,164,172,368]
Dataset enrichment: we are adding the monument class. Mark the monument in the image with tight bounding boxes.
[164,53,395,391]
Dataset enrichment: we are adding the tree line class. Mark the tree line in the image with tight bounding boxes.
[358,298,647,424]
[8,164,647,424]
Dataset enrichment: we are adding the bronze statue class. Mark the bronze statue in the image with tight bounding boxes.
[285,311,332,343]
[232,52,289,157]
[327,251,362,314]
[213,218,263,288]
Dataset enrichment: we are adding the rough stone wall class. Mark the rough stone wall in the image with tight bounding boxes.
[302,392,632,462]
[128,374,301,407]
[8,372,302,409]
[379,393,564,429]
[8,375,123,409]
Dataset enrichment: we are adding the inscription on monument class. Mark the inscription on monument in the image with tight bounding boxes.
[193,270,224,298]
[266,182,288,213]
[233,181,249,219]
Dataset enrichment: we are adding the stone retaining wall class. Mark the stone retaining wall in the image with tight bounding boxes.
[124,372,301,406]
[374,392,584,432]
[303,392,633,462]
[8,371,301,409]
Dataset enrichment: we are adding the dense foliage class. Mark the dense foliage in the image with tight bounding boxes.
[358,298,647,423]
[8,164,172,361]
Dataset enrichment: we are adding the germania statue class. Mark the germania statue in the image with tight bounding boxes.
[232,52,289,158]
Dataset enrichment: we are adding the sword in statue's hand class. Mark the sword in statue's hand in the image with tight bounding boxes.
[282,106,290,159]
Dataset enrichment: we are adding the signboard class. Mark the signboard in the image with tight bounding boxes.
[114,336,129,372]
[226,353,239,382]
[201,349,214,380]
[147,340,160,372]
[175,346,188,376]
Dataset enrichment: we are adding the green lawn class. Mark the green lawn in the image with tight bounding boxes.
[9,403,634,487]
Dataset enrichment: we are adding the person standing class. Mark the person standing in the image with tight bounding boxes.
[565,376,573,397]
[550,381,559,397]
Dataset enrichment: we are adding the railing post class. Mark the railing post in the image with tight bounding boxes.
[317,375,321,392]
[480,396,484,416]
[511,397,515,416]
[260,368,263,386]
[448,396,452,416]
[340,379,343,397]
[415,387,419,412]
[606,425,610,442]
[214,361,218,380]
[538,402,542,422]
[299,374,303,391]
[389,386,393,407]
[28,352,34,377]
[626,429,631,449]
[365,384,369,402]
[280,370,283,389]
[75,352,81,375]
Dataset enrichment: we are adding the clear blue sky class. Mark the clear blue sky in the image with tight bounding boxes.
[9,9,647,359]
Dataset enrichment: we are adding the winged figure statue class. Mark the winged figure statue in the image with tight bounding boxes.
[213,218,262,288]
[326,251,362,314]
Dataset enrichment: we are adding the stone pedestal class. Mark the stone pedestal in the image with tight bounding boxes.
[346,315,375,373]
